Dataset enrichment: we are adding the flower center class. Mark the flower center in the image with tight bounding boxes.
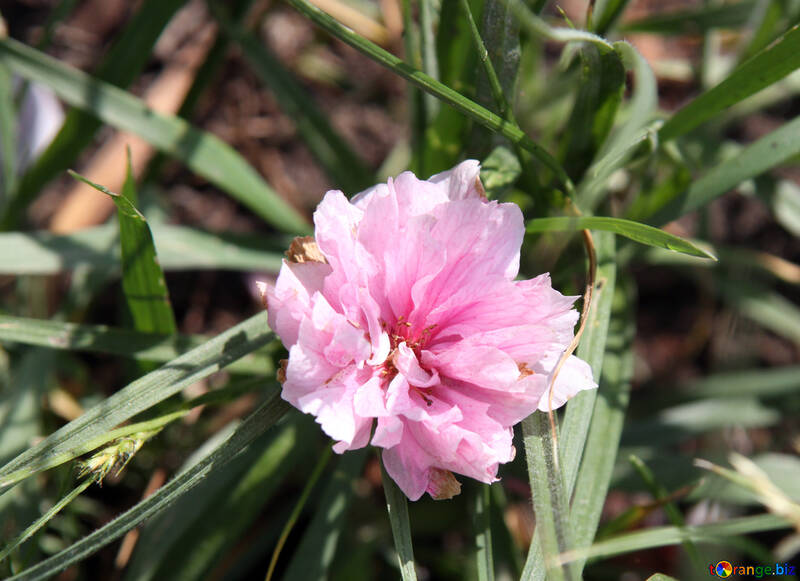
[377,316,438,406]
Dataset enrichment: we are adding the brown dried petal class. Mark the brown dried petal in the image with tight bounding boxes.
[286,236,327,264]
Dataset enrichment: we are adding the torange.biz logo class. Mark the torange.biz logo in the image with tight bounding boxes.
[708,561,796,577]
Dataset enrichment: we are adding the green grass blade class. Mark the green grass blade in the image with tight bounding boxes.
[522,232,616,581]
[0,37,310,234]
[460,0,512,121]
[147,422,301,581]
[211,4,373,194]
[627,455,703,570]
[0,314,275,375]
[266,444,332,581]
[381,458,418,581]
[420,0,441,123]
[619,1,756,34]
[3,0,184,229]
[577,41,658,210]
[591,0,633,35]
[0,223,284,274]
[69,169,176,335]
[0,61,16,198]
[526,216,716,259]
[568,276,635,577]
[0,312,273,490]
[5,393,291,581]
[659,24,800,142]
[473,484,495,581]
[559,43,625,182]
[560,232,617,494]
[282,449,368,581]
[0,477,94,563]
[284,0,574,196]
[718,280,800,345]
[559,513,791,564]
[678,365,800,400]
[521,412,573,581]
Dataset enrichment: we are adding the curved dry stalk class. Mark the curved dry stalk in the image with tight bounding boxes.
[545,229,598,455]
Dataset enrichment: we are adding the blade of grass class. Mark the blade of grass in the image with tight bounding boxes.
[0,477,95,563]
[591,0,633,35]
[282,449,368,581]
[522,232,616,581]
[2,0,185,229]
[5,393,291,581]
[559,513,791,564]
[0,223,284,274]
[473,484,494,581]
[69,167,176,335]
[659,24,800,142]
[559,43,625,182]
[380,457,417,581]
[522,412,573,581]
[526,216,715,259]
[0,311,273,490]
[0,313,275,374]
[284,0,574,197]
[265,445,332,581]
[0,38,310,234]
[0,61,15,198]
[210,3,373,194]
[419,0,441,123]
[718,279,800,346]
[459,0,513,121]
[627,455,703,570]
[147,421,302,581]
[678,365,800,400]
[619,1,756,34]
[567,276,635,577]
[577,41,658,210]
[645,114,800,225]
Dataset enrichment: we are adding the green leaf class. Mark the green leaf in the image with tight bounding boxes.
[559,43,626,182]
[144,422,301,581]
[577,41,658,210]
[69,169,176,335]
[0,37,310,234]
[0,314,275,375]
[284,0,574,196]
[591,0,633,35]
[0,61,16,198]
[473,484,494,581]
[0,312,273,490]
[525,216,716,259]
[0,477,94,563]
[623,398,781,447]
[211,5,373,194]
[282,450,368,581]
[559,513,791,564]
[480,146,521,198]
[381,459,418,581]
[2,0,185,229]
[568,276,635,577]
[522,232,617,581]
[5,394,291,581]
[718,279,800,345]
[0,223,284,275]
[678,365,800,400]
[522,412,573,581]
[660,24,800,141]
[619,1,756,34]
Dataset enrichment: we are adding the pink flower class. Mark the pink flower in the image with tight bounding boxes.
[260,160,596,500]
